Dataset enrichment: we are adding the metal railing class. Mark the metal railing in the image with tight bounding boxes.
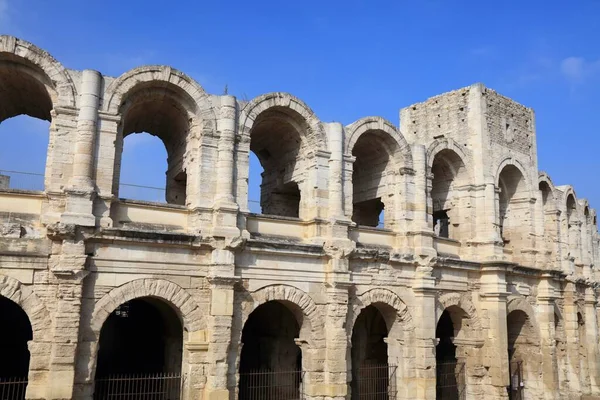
[436,361,466,400]
[0,377,28,400]
[354,364,397,400]
[119,183,166,203]
[239,370,303,400]
[508,361,524,400]
[0,170,44,191]
[94,372,181,400]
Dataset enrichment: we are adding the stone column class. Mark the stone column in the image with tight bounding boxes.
[584,287,600,396]
[409,145,435,258]
[411,267,437,400]
[537,274,560,400]
[479,263,510,400]
[63,70,102,226]
[215,96,237,206]
[326,122,344,220]
[212,96,240,237]
[205,272,239,400]
[47,229,88,400]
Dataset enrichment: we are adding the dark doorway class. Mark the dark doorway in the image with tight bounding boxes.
[351,305,393,400]
[94,298,183,400]
[239,301,302,400]
[436,310,461,400]
[0,296,32,399]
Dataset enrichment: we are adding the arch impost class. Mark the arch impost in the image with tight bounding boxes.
[97,111,122,122]
[207,275,242,288]
[452,337,485,348]
[52,106,78,116]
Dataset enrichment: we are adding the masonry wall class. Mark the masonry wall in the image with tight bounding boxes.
[0,35,599,400]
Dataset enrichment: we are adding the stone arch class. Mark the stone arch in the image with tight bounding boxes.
[539,173,557,209]
[0,274,51,341]
[426,138,470,177]
[242,284,320,342]
[90,278,205,338]
[0,35,77,108]
[104,65,215,121]
[345,116,414,170]
[350,287,413,330]
[239,92,327,150]
[507,296,540,337]
[435,292,481,331]
[495,157,532,196]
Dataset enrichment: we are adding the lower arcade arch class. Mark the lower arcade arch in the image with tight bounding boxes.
[506,308,542,400]
[351,303,397,400]
[435,308,463,400]
[93,297,183,399]
[0,296,32,398]
[239,300,303,400]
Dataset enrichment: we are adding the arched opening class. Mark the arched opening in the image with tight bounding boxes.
[539,181,557,256]
[249,107,304,218]
[435,307,469,400]
[239,301,302,400]
[498,165,529,252]
[114,82,194,205]
[577,312,588,390]
[352,130,399,228]
[507,308,541,399]
[566,194,579,265]
[0,296,33,398]
[430,150,467,240]
[94,298,183,399]
[0,54,54,191]
[351,304,393,400]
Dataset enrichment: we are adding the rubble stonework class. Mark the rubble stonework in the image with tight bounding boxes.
[0,35,599,400]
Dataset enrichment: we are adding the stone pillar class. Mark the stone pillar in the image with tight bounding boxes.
[63,70,102,226]
[48,230,88,400]
[584,287,600,396]
[409,145,435,258]
[562,282,581,397]
[322,273,350,400]
[326,123,344,220]
[205,272,238,400]
[215,96,237,206]
[412,267,437,400]
[212,96,240,237]
[537,274,560,399]
[479,263,510,400]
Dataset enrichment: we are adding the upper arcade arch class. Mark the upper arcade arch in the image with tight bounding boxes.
[239,93,326,218]
[344,116,413,169]
[105,66,215,205]
[0,35,77,110]
[345,117,413,228]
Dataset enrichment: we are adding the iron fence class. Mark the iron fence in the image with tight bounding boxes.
[0,170,44,191]
[93,372,181,400]
[239,370,303,400]
[0,377,28,400]
[354,364,397,400]
[436,361,466,400]
[508,361,524,400]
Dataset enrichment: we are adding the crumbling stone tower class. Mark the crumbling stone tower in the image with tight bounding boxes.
[0,35,598,400]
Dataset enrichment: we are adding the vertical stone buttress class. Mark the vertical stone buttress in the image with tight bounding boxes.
[480,264,510,400]
[206,249,238,400]
[327,123,344,221]
[537,274,560,399]
[562,281,581,397]
[584,287,600,396]
[412,267,437,399]
[63,70,102,226]
[48,228,88,399]
[323,276,350,399]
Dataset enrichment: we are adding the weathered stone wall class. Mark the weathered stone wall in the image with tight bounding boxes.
[0,36,599,400]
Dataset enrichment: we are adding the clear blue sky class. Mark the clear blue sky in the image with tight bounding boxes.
[1,0,599,211]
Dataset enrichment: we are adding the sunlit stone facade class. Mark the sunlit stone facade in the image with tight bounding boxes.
[0,35,599,400]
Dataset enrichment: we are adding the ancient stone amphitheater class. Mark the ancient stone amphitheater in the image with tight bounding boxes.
[0,35,598,400]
